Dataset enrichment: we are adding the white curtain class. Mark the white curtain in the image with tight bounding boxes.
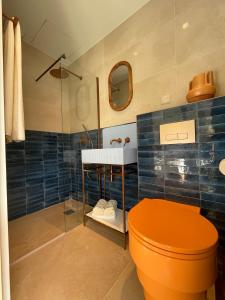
[3,19,25,143]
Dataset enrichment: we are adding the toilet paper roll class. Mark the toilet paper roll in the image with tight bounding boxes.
[219,159,225,175]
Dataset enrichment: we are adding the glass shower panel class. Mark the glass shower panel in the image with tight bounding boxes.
[7,60,66,263]
[61,62,100,232]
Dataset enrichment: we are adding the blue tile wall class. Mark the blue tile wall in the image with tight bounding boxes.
[7,125,138,220]
[6,129,102,221]
[137,96,225,255]
[6,130,71,220]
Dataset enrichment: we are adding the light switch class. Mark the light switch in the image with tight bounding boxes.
[161,95,171,105]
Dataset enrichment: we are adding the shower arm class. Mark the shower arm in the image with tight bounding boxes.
[35,54,66,82]
[62,68,82,81]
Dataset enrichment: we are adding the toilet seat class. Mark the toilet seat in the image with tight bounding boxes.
[128,199,218,258]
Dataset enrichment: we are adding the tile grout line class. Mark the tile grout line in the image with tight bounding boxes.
[102,260,133,300]
[10,232,66,267]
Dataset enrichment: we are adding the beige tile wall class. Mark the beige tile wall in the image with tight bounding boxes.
[70,0,225,129]
[23,0,225,132]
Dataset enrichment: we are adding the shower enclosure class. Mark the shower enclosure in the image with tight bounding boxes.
[60,58,101,231]
[7,54,100,263]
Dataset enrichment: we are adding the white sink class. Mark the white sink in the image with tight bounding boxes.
[81,148,137,165]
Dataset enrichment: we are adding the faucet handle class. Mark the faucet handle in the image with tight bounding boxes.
[124,137,130,146]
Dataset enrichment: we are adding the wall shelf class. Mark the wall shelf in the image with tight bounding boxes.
[86,209,128,233]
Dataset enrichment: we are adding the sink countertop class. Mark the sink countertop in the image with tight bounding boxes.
[81,148,137,165]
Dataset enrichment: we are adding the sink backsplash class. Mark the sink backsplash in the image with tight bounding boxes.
[102,123,137,148]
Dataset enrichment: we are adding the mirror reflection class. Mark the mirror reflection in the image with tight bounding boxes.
[108,61,133,111]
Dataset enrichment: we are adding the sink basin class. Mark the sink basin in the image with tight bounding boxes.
[81,148,137,165]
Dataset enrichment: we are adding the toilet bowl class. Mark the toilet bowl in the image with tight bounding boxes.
[128,199,218,300]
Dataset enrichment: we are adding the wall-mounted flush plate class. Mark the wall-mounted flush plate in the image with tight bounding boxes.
[160,120,195,145]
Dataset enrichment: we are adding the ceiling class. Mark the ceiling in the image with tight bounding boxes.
[2,0,150,64]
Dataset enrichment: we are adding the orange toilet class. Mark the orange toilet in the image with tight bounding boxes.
[128,198,218,300]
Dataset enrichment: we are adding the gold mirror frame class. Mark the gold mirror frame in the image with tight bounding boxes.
[108,61,133,111]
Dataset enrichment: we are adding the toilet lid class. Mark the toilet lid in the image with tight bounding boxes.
[128,199,218,255]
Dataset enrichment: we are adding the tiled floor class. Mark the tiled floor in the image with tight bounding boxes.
[10,219,144,300]
[9,203,65,263]
[9,200,84,263]
[9,201,144,299]
[9,202,216,300]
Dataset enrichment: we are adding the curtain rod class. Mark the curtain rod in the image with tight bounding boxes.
[2,13,19,27]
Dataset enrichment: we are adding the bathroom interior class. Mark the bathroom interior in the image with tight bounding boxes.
[0,0,225,299]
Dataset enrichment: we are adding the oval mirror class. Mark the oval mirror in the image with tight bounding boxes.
[108,61,133,111]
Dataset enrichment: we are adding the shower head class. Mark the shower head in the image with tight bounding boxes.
[50,67,82,80]
[50,67,69,79]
